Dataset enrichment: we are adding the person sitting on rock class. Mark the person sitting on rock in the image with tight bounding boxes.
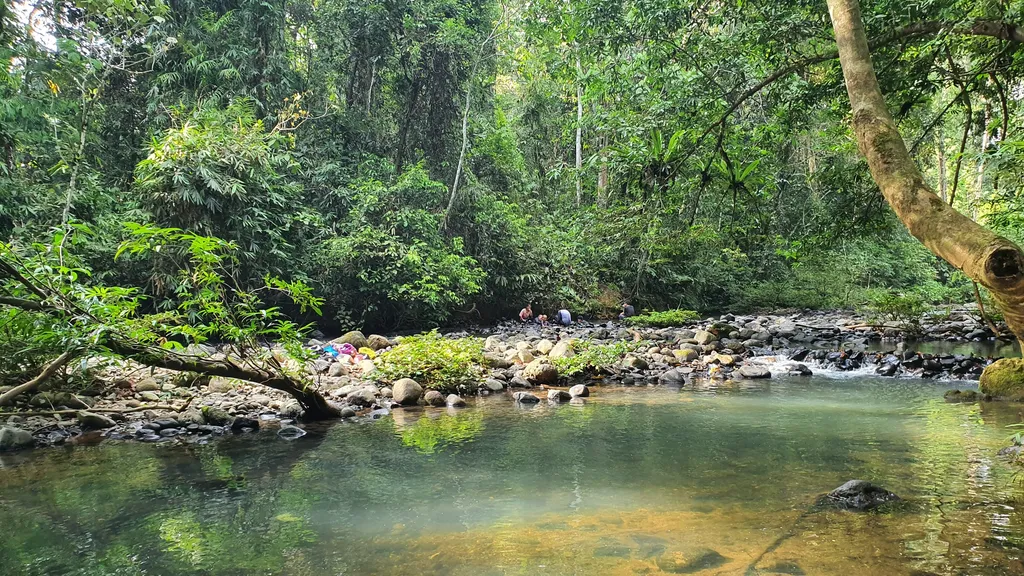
[556,308,572,326]
[519,304,533,322]
[619,302,635,320]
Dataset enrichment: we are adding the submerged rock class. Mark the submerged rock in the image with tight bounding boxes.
[277,425,306,440]
[816,479,901,511]
[655,546,727,573]
[943,389,980,403]
[979,358,1024,400]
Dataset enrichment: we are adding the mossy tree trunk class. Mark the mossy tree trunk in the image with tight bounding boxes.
[827,0,1024,351]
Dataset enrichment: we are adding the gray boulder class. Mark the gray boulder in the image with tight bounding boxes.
[0,426,34,451]
[512,391,540,403]
[424,390,446,407]
[547,389,571,402]
[332,330,369,350]
[446,394,467,407]
[816,479,900,511]
[569,384,590,398]
[392,378,423,405]
[346,387,377,406]
[483,378,506,391]
[367,334,392,351]
[738,365,771,379]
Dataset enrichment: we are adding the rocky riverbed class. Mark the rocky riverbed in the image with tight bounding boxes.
[0,307,1017,452]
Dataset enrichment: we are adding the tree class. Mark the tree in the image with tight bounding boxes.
[827,0,1024,348]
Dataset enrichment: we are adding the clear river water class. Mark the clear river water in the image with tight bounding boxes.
[2,373,1024,575]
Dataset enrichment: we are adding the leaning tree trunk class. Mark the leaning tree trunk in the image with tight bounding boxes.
[827,0,1024,350]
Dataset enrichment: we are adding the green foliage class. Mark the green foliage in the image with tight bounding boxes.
[866,291,929,334]
[626,309,699,328]
[374,331,484,394]
[551,341,638,377]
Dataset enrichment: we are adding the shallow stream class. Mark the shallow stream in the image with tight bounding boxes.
[2,375,1024,575]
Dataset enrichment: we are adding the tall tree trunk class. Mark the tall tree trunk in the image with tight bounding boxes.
[973,100,992,220]
[935,132,947,202]
[827,0,1024,349]
[575,54,583,207]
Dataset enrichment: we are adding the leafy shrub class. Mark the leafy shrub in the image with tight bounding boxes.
[866,290,929,333]
[551,341,638,377]
[374,331,484,393]
[626,309,700,327]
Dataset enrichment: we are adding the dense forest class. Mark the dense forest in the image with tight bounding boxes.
[3,0,1024,334]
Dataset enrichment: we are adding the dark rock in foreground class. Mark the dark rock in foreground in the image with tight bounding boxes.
[816,479,900,511]
[655,546,728,573]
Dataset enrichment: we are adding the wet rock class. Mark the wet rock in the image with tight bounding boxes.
[816,479,900,511]
[659,368,689,386]
[446,394,466,407]
[788,363,812,376]
[483,378,506,391]
[179,409,205,425]
[944,389,979,403]
[876,363,898,377]
[509,375,533,388]
[512,391,540,403]
[569,384,590,398]
[655,546,728,573]
[76,411,116,429]
[0,426,34,451]
[346,387,378,406]
[392,378,423,406]
[523,360,558,384]
[738,365,771,379]
[279,402,303,418]
[593,544,632,558]
[332,330,368,350]
[340,406,357,418]
[424,390,446,407]
[230,416,260,432]
[547,389,571,402]
[277,425,307,440]
[979,358,1024,400]
[201,406,232,426]
[159,428,179,437]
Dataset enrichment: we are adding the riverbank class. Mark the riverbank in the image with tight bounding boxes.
[0,307,1018,452]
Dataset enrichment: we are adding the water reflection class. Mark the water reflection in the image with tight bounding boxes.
[0,377,1023,575]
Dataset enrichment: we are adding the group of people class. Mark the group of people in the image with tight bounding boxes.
[517,302,636,325]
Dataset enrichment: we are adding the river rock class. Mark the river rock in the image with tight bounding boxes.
[446,394,466,407]
[483,378,506,391]
[547,389,571,402]
[659,368,689,385]
[424,390,446,407]
[655,546,728,573]
[944,389,979,403]
[673,349,698,362]
[340,406,357,418]
[510,375,533,388]
[392,378,423,405]
[367,334,391,351]
[333,330,369,350]
[135,378,161,392]
[483,353,513,369]
[201,406,232,426]
[208,377,237,393]
[277,425,306,440]
[513,391,540,403]
[979,358,1024,400]
[327,362,349,377]
[694,330,717,345]
[623,356,649,370]
[550,340,575,359]
[0,426,34,451]
[536,339,555,355]
[569,384,590,398]
[523,360,558,384]
[139,391,161,402]
[816,479,900,511]
[230,416,260,432]
[738,364,771,379]
[484,335,503,351]
[346,387,377,406]
[180,408,205,425]
[76,411,116,429]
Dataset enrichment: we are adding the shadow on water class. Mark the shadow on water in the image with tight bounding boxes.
[1,377,1024,575]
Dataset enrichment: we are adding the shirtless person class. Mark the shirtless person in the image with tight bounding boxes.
[519,304,533,322]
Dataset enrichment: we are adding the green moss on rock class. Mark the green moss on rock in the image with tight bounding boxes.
[979,359,1024,400]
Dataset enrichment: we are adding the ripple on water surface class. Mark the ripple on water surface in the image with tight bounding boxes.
[0,376,1023,575]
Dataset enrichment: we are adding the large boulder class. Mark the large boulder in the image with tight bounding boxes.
[392,378,424,405]
[980,358,1024,400]
[815,479,900,511]
[483,353,513,369]
[332,330,369,350]
[694,330,717,345]
[0,426,34,451]
[366,334,391,351]
[523,360,559,384]
[569,384,590,398]
[512,391,540,403]
[536,339,555,355]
